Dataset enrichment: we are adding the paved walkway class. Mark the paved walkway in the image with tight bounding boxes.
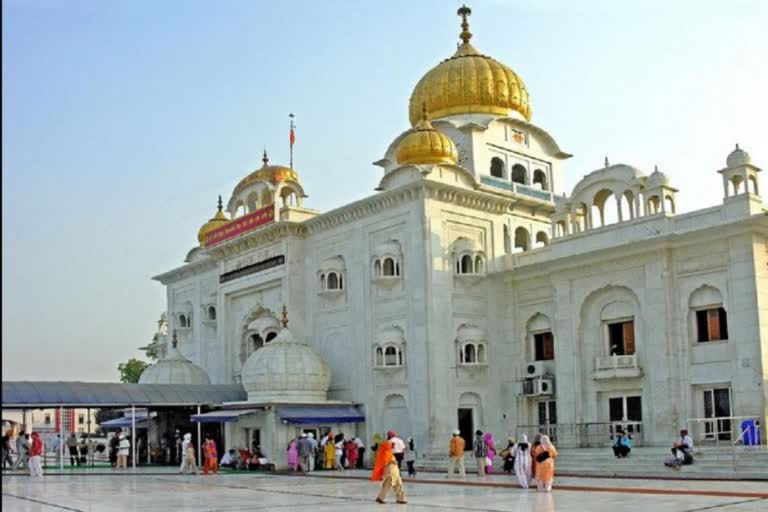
[3,469,767,511]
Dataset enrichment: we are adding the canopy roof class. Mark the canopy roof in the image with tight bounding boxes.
[191,409,262,423]
[276,405,365,424]
[1,382,246,407]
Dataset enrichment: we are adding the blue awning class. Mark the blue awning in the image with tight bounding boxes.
[191,409,261,423]
[276,405,365,424]
[100,415,149,429]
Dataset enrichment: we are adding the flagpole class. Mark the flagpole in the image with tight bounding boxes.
[289,113,295,168]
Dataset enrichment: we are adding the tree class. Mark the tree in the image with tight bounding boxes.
[139,332,161,361]
[117,358,149,383]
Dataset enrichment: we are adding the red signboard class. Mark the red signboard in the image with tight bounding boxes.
[205,205,275,247]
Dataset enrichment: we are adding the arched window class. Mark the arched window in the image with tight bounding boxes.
[339,274,344,289]
[320,273,326,289]
[265,331,277,343]
[647,195,661,215]
[477,344,486,363]
[208,306,216,321]
[247,192,260,212]
[327,272,339,290]
[555,220,567,238]
[375,347,384,366]
[474,255,483,274]
[514,227,530,252]
[511,164,527,185]
[490,157,505,178]
[374,260,382,277]
[665,195,675,214]
[261,189,273,206]
[690,286,728,343]
[533,169,548,190]
[534,231,549,248]
[235,202,246,218]
[748,175,759,195]
[460,254,473,274]
[251,334,264,350]
[384,346,398,366]
[383,258,395,276]
[593,189,619,226]
[178,314,188,328]
[463,344,476,363]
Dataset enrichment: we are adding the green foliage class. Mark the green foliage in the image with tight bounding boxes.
[140,332,161,361]
[117,358,149,383]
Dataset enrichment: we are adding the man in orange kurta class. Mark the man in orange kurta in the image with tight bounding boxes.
[371,440,406,504]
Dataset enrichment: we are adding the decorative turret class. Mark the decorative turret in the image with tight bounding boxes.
[396,104,458,166]
[197,195,230,247]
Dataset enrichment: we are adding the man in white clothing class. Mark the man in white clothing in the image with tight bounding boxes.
[307,433,318,471]
[179,433,192,473]
[387,431,406,469]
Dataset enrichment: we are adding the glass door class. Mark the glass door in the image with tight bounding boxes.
[703,388,732,440]
[608,395,642,438]
[537,401,557,442]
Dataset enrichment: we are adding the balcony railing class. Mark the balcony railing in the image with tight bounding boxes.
[593,354,643,379]
[479,176,554,202]
[515,422,644,448]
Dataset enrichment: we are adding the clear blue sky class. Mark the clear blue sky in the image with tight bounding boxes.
[3,0,767,381]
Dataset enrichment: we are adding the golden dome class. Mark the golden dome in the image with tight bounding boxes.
[396,105,458,166]
[198,196,230,246]
[233,151,300,196]
[408,5,531,126]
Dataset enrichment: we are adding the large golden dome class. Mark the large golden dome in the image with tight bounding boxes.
[233,151,300,197]
[198,196,230,246]
[396,106,458,166]
[408,5,531,126]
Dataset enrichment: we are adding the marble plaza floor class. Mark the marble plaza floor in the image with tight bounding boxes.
[2,468,767,512]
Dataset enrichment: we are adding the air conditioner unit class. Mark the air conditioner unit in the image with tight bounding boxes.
[523,376,555,397]
[525,361,546,378]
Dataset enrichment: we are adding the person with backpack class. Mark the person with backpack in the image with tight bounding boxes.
[472,430,487,477]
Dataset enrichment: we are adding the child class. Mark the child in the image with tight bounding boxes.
[404,438,416,477]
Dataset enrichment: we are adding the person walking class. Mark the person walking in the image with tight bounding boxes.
[109,432,120,467]
[472,430,488,477]
[179,433,192,473]
[323,433,335,470]
[307,432,318,472]
[52,434,62,465]
[500,437,516,474]
[203,435,219,475]
[66,434,80,467]
[483,432,496,474]
[184,441,199,475]
[354,436,366,469]
[333,434,345,471]
[387,431,406,469]
[404,438,416,477]
[530,433,542,484]
[448,430,466,476]
[512,434,532,489]
[286,437,299,472]
[13,431,30,470]
[1,430,13,469]
[29,433,44,477]
[371,440,407,504]
[532,435,557,492]
[116,434,130,469]
[345,438,359,470]
[297,433,311,474]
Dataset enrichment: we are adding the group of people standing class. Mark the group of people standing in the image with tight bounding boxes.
[177,432,220,475]
[286,432,370,473]
[447,430,558,492]
[1,428,44,477]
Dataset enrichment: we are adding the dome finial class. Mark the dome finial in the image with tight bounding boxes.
[281,305,289,327]
[457,5,473,45]
[172,329,178,349]
[736,143,740,150]
[654,164,659,173]
[217,195,223,212]
[262,149,270,166]
[604,156,610,168]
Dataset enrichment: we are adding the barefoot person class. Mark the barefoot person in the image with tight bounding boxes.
[371,440,407,505]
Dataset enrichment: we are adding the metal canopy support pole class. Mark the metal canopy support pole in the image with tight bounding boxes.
[59,406,64,472]
[87,408,92,466]
[197,405,202,468]
[131,405,136,470]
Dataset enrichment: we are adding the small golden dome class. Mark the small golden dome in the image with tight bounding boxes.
[198,196,230,246]
[233,151,300,197]
[396,105,458,166]
[408,5,531,126]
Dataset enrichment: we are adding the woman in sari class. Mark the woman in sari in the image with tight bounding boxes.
[286,438,299,471]
[324,433,336,470]
[512,434,532,489]
[483,432,496,474]
[345,439,359,469]
[202,435,218,475]
[532,435,557,492]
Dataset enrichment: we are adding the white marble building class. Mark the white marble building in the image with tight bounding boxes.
[151,6,767,454]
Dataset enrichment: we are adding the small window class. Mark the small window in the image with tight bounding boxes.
[696,307,728,342]
[320,273,326,288]
[265,332,277,343]
[511,164,527,185]
[607,320,635,355]
[375,347,384,366]
[327,272,339,290]
[384,346,398,366]
[374,260,382,276]
[490,157,504,178]
[179,314,187,328]
[477,344,486,363]
[251,334,264,350]
[533,169,548,190]
[464,344,476,363]
[460,255,473,274]
[534,332,555,361]
[78,414,85,425]
[383,258,395,276]
[208,306,216,321]
[45,415,51,425]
